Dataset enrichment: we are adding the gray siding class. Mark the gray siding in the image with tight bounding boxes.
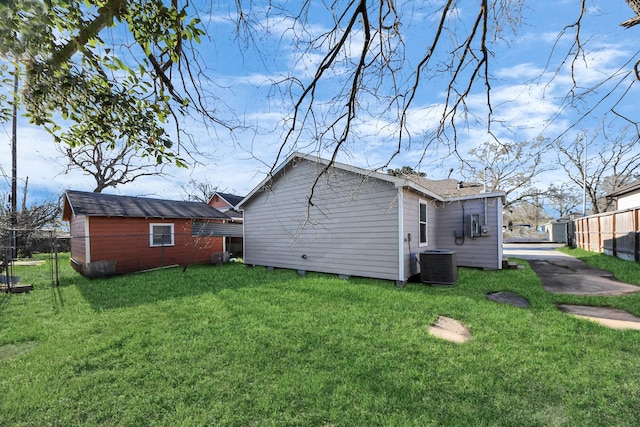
[401,189,438,278]
[435,197,503,269]
[243,159,401,281]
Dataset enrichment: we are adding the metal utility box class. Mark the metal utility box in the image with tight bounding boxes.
[419,249,457,285]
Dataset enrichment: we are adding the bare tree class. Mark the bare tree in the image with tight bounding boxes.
[181,179,219,203]
[0,180,61,256]
[1,0,638,187]
[464,139,552,210]
[543,183,582,218]
[557,128,640,214]
[61,141,166,193]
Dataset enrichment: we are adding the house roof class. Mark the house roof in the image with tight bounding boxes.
[62,190,229,221]
[605,180,640,198]
[400,175,489,199]
[211,192,245,207]
[237,152,505,208]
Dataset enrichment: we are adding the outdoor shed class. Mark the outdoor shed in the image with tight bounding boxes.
[62,190,231,277]
[237,153,505,285]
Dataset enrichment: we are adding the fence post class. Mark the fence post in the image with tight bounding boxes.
[612,212,617,258]
[635,208,639,263]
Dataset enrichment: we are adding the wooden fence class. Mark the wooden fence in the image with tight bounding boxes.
[574,208,640,262]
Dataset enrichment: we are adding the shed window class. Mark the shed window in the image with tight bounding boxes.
[419,200,428,246]
[150,223,174,247]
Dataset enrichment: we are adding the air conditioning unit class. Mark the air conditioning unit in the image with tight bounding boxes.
[419,249,457,285]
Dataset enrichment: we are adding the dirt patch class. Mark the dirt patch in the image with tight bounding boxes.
[0,341,39,361]
[13,260,45,266]
[428,316,471,343]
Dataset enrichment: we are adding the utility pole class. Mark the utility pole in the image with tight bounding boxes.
[10,67,18,259]
[582,135,587,217]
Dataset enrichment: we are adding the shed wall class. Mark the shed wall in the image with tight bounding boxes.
[435,197,503,269]
[83,217,223,274]
[242,158,401,281]
[618,191,640,210]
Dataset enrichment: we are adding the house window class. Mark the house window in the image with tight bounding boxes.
[150,223,174,247]
[419,200,428,246]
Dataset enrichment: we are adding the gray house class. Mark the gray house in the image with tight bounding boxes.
[237,153,505,284]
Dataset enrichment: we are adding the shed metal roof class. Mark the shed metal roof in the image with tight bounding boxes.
[63,190,229,220]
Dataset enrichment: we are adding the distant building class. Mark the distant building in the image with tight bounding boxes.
[606,180,640,210]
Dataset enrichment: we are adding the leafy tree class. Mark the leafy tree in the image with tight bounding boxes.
[0,0,205,166]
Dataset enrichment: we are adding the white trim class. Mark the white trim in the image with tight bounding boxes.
[84,216,91,263]
[398,188,404,282]
[418,199,428,247]
[241,213,246,262]
[149,223,175,247]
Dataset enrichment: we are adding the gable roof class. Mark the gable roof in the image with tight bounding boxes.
[237,152,504,208]
[211,192,244,207]
[62,190,229,221]
[605,180,640,198]
[400,175,490,199]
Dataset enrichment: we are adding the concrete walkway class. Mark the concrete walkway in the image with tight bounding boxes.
[503,243,640,296]
[503,242,640,329]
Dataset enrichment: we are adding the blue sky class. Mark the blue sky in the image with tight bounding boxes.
[0,0,638,208]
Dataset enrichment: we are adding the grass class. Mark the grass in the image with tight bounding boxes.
[1,253,640,426]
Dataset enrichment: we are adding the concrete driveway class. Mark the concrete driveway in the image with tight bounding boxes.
[503,242,640,296]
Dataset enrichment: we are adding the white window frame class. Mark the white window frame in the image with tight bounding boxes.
[419,199,428,247]
[149,223,175,247]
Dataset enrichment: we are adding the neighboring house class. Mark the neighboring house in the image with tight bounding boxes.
[606,180,640,210]
[208,191,245,258]
[209,192,244,211]
[237,153,506,285]
[62,190,230,277]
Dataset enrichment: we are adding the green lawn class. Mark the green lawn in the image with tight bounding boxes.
[2,253,640,426]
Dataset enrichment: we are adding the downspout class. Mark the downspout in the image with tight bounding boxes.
[397,188,404,284]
